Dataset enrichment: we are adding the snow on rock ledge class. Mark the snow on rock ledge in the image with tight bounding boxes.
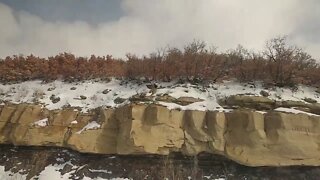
[0,79,319,112]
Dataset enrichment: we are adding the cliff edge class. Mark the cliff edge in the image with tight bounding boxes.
[1,102,320,167]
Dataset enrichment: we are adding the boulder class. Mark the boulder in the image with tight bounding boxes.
[50,95,60,104]
[260,90,270,97]
[114,97,126,104]
[155,94,176,103]
[102,89,111,94]
[224,95,275,110]
[176,97,204,106]
[156,95,204,106]
[129,94,153,102]
[304,98,317,104]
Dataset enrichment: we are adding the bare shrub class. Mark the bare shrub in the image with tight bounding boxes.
[0,38,319,87]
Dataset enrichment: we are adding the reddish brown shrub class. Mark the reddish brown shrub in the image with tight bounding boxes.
[0,38,318,87]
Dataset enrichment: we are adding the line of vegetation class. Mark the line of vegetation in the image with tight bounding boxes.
[0,37,319,87]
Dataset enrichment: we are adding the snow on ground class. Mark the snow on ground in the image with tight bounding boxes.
[0,79,319,112]
[34,163,72,180]
[2,163,224,180]
[31,162,130,180]
[0,165,27,180]
[275,107,319,117]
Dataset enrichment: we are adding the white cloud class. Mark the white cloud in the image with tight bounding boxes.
[0,0,319,59]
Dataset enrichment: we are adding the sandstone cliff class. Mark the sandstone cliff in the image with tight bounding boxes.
[0,103,320,167]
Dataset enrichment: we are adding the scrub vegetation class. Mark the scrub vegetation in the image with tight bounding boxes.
[0,37,319,87]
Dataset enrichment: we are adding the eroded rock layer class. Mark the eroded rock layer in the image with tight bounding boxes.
[0,103,320,167]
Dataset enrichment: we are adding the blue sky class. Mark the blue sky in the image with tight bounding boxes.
[0,0,319,59]
[0,0,123,24]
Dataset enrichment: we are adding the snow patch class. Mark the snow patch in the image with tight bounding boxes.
[256,111,267,114]
[77,121,101,134]
[71,120,78,124]
[32,118,49,127]
[275,107,319,117]
[88,169,112,174]
[0,165,27,180]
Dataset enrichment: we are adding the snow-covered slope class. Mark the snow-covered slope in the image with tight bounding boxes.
[0,164,130,180]
[0,79,319,113]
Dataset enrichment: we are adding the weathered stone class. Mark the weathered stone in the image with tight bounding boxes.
[280,100,307,108]
[0,105,16,123]
[129,94,153,102]
[47,87,55,91]
[155,94,176,103]
[224,110,267,166]
[10,125,68,146]
[67,109,117,154]
[260,90,270,97]
[50,109,78,126]
[156,95,203,106]
[183,114,211,153]
[304,98,317,104]
[80,95,87,100]
[262,112,320,166]
[176,97,204,106]
[102,89,111,94]
[206,111,226,153]
[9,104,28,123]
[114,97,126,104]
[0,103,320,167]
[129,105,184,154]
[146,84,158,90]
[281,101,320,115]
[50,95,60,104]
[14,104,46,125]
[115,105,139,154]
[224,95,275,110]
[309,103,320,115]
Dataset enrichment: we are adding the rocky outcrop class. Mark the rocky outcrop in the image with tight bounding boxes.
[223,95,276,110]
[0,103,320,167]
[222,95,320,115]
[155,95,204,105]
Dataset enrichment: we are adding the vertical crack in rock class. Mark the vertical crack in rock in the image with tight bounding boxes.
[0,105,17,143]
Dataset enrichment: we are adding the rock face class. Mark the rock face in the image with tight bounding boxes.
[223,95,320,115]
[1,103,320,167]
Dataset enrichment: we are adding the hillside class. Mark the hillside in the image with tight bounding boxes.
[1,38,320,179]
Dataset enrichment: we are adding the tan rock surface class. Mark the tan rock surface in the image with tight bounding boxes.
[67,108,118,154]
[50,109,78,126]
[206,111,226,153]
[0,103,320,167]
[130,105,184,154]
[12,126,68,146]
[224,95,276,110]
